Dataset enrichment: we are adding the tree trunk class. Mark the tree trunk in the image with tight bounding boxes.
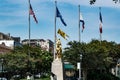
[83,68,87,80]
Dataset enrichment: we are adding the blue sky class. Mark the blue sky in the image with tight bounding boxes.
[0,0,120,48]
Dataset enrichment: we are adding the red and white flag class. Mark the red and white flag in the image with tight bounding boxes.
[80,13,85,32]
[99,10,102,33]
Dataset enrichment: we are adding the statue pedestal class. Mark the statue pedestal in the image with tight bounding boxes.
[51,59,64,80]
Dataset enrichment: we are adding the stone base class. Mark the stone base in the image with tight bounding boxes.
[51,59,64,80]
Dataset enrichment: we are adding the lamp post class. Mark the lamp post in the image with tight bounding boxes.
[1,58,4,80]
[79,54,82,80]
[116,59,120,77]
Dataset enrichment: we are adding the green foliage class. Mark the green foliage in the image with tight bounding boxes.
[20,75,50,80]
[87,70,120,80]
[90,0,120,5]
[113,0,120,3]
[4,52,27,71]
[64,39,120,70]
[63,39,120,79]
[63,41,86,66]
[0,45,53,78]
[90,0,96,5]
[20,78,50,80]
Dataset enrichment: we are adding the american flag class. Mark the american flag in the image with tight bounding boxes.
[29,4,38,23]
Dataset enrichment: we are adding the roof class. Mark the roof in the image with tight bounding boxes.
[64,64,74,69]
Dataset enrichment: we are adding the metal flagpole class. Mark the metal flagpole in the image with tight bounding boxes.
[100,33,102,43]
[78,5,82,80]
[28,0,31,47]
[54,1,57,60]
[78,5,81,43]
[28,0,31,72]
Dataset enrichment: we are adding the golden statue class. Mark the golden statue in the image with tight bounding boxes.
[56,39,62,59]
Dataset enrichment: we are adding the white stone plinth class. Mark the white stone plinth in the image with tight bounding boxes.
[51,59,64,80]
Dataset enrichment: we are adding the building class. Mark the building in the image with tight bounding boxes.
[0,42,12,54]
[0,32,12,40]
[0,32,21,50]
[0,40,21,49]
[0,32,20,42]
[22,39,54,53]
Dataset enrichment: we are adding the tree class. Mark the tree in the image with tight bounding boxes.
[63,41,86,67]
[0,45,53,78]
[90,0,120,5]
[63,39,120,80]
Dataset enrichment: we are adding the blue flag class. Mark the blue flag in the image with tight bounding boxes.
[56,7,67,26]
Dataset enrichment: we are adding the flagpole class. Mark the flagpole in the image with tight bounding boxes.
[78,5,81,43]
[78,5,82,80]
[54,1,57,60]
[28,0,31,72]
[28,0,31,46]
[100,33,102,42]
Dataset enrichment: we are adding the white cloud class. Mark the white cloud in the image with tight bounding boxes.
[55,0,120,8]
[4,0,120,8]
[94,0,120,8]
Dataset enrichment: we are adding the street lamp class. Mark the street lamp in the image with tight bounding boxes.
[1,58,4,80]
[79,54,82,80]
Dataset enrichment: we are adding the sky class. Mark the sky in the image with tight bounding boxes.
[0,0,120,48]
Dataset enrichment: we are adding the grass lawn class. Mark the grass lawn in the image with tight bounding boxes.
[20,78,50,80]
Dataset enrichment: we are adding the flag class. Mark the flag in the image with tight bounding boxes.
[57,29,69,40]
[56,7,67,26]
[99,8,103,33]
[80,13,85,32]
[29,4,38,23]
